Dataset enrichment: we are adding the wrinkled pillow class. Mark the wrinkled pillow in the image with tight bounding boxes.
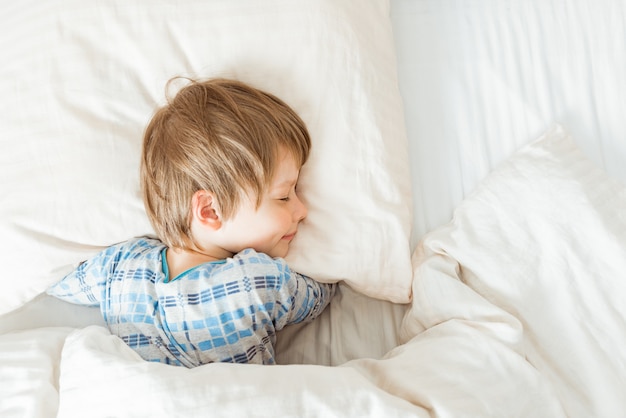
[0,0,412,316]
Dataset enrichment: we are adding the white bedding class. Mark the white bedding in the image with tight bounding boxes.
[3,0,626,417]
[402,126,626,416]
[6,126,623,417]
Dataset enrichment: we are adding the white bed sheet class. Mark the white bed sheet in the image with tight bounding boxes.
[391,0,626,247]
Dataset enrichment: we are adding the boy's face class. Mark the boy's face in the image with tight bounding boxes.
[218,147,307,258]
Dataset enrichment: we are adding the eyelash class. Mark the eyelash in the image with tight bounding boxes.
[279,186,299,202]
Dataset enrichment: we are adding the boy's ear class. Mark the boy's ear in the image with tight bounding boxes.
[192,190,221,229]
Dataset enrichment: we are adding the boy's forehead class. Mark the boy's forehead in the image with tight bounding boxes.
[270,151,300,184]
[273,178,297,187]
[275,146,301,167]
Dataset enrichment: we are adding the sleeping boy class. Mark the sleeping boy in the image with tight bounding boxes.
[47,78,335,367]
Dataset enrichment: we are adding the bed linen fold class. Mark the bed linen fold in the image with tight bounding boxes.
[402,126,626,417]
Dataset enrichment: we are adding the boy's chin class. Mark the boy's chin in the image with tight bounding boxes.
[266,244,289,259]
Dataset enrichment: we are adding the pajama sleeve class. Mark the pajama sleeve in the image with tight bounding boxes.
[257,255,336,330]
[47,242,140,307]
[47,243,124,306]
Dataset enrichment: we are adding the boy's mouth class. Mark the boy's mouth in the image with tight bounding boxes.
[282,231,296,241]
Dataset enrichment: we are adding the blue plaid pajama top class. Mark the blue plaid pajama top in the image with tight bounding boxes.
[47,237,335,367]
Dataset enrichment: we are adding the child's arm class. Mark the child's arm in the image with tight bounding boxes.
[284,272,335,325]
[46,243,123,306]
[268,257,336,329]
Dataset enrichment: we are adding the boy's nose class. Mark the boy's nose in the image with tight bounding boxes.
[294,195,307,221]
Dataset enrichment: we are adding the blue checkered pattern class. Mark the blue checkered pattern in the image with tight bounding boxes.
[47,237,335,367]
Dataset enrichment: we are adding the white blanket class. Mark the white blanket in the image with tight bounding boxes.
[402,126,626,416]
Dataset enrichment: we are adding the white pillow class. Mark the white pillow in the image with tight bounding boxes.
[402,125,626,415]
[0,0,412,316]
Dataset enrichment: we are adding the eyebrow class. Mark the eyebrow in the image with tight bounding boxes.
[272,178,298,189]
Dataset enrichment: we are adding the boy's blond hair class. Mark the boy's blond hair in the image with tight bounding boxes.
[141,78,311,250]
